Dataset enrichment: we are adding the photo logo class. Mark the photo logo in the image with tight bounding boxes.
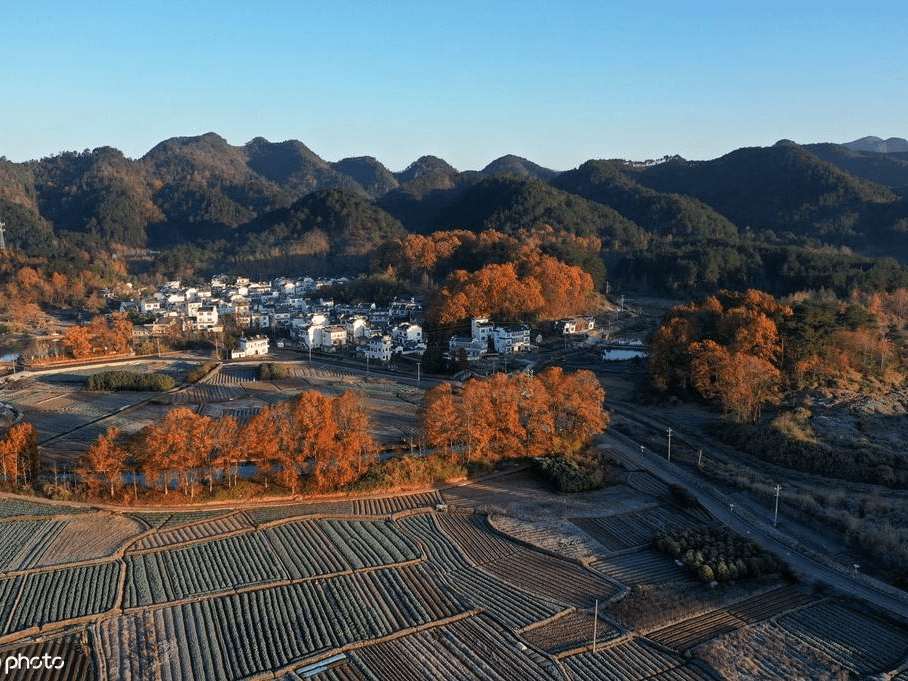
[3,654,65,675]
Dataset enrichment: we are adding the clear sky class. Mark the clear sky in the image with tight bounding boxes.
[1,1,905,171]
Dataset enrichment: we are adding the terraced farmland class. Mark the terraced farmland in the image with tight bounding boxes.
[570,506,706,553]
[590,549,691,585]
[522,610,623,655]
[563,637,711,681]
[777,601,908,675]
[98,564,469,681]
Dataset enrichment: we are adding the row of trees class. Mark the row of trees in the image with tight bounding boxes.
[78,390,375,500]
[423,368,608,462]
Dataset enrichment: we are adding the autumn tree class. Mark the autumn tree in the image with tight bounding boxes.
[333,390,377,479]
[424,383,462,459]
[78,427,129,498]
[140,408,213,497]
[0,423,39,487]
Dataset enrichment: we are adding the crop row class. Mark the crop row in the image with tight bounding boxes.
[724,585,818,623]
[0,519,66,571]
[482,548,622,609]
[443,564,563,631]
[351,490,443,517]
[397,514,472,572]
[129,508,234,531]
[0,632,94,681]
[490,515,598,562]
[434,512,521,565]
[570,507,703,553]
[647,609,746,651]
[125,532,284,607]
[130,512,254,551]
[245,500,355,524]
[0,498,85,518]
[350,614,561,681]
[98,564,467,681]
[590,549,690,585]
[125,519,426,606]
[777,601,908,674]
[562,638,685,681]
[522,610,622,655]
[5,562,118,634]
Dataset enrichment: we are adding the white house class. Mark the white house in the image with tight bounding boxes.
[471,318,495,344]
[319,325,347,352]
[492,325,531,354]
[449,336,487,361]
[345,315,369,341]
[139,299,160,314]
[194,305,219,330]
[364,334,393,362]
[391,322,423,345]
[231,335,270,359]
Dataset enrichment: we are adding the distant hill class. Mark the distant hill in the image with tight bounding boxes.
[331,156,399,197]
[480,155,559,181]
[552,160,738,240]
[805,142,908,194]
[628,141,899,240]
[429,174,645,247]
[844,136,908,154]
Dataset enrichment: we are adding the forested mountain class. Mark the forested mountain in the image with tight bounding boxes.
[2,133,908,296]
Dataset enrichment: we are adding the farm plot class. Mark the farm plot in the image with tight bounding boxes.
[490,515,605,562]
[777,600,908,675]
[443,564,564,631]
[697,621,848,681]
[351,490,443,516]
[129,512,253,551]
[128,508,236,530]
[396,513,472,572]
[0,498,87,518]
[245,500,355,525]
[590,549,690,586]
[562,637,706,681]
[0,519,66,571]
[0,632,96,681]
[349,614,562,681]
[160,384,245,404]
[209,365,258,384]
[0,576,23,634]
[481,548,623,609]
[97,564,468,681]
[124,532,286,607]
[5,562,119,634]
[647,608,747,652]
[522,610,623,655]
[570,506,705,553]
[434,512,521,565]
[319,520,421,568]
[440,471,554,511]
[29,514,142,568]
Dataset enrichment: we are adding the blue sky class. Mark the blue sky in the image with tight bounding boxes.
[1,1,905,171]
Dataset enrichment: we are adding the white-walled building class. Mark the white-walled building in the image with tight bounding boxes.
[231,335,270,359]
[492,325,531,354]
[319,326,347,352]
[391,322,423,345]
[364,334,393,362]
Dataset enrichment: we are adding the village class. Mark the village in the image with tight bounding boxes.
[119,274,608,366]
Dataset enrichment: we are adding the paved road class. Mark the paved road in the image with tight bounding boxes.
[598,429,908,620]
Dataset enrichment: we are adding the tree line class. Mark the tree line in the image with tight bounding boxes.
[77,390,376,500]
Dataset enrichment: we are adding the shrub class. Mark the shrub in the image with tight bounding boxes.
[258,362,288,380]
[653,527,785,584]
[531,455,604,493]
[86,370,176,391]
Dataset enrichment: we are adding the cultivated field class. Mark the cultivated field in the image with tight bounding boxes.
[1,457,908,678]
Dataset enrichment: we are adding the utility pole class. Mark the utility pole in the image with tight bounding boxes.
[773,484,781,528]
[592,598,599,653]
[666,427,673,462]
[416,360,421,383]
[697,449,703,467]
[0,220,6,252]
